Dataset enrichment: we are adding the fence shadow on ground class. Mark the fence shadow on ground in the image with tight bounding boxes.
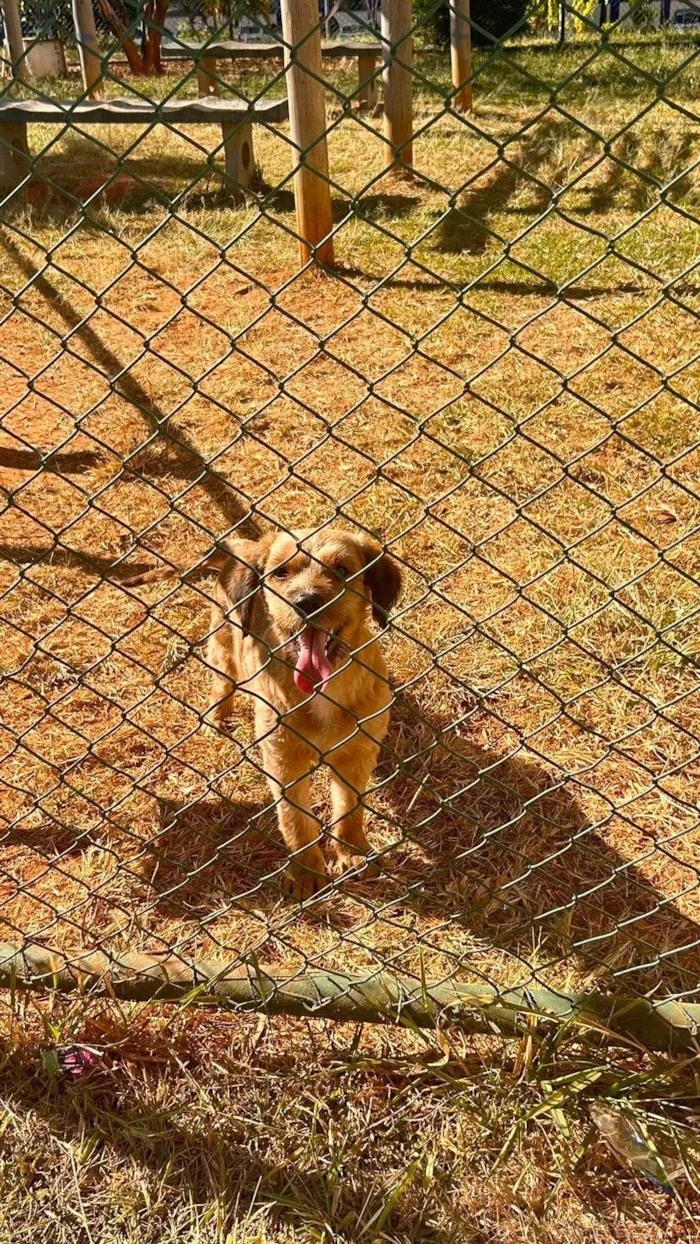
[95,678,700,1005]
[0,232,257,540]
[375,690,700,1002]
[434,118,564,256]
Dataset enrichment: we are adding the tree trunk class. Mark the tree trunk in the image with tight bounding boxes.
[143,0,170,75]
[121,34,147,73]
[95,0,169,74]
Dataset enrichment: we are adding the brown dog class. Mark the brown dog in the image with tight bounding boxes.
[123,528,402,898]
[207,528,402,898]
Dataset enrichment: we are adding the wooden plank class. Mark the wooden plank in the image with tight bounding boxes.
[0,96,289,125]
[162,40,382,61]
[280,0,335,268]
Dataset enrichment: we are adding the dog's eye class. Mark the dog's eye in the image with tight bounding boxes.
[271,565,288,580]
[333,565,349,579]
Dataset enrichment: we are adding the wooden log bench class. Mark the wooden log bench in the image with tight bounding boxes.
[165,41,382,110]
[0,95,290,194]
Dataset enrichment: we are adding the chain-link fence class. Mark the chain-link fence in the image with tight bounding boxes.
[1,0,700,1050]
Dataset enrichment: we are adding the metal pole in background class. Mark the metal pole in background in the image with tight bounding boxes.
[557,0,567,45]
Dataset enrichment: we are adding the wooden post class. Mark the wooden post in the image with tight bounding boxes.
[450,0,472,113]
[381,0,413,175]
[1,0,30,82]
[197,54,219,97]
[357,51,378,110]
[280,0,335,268]
[222,119,254,193]
[0,120,29,191]
[72,0,102,97]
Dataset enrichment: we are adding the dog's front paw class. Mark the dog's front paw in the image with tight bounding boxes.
[281,847,328,901]
[204,708,235,730]
[329,845,380,882]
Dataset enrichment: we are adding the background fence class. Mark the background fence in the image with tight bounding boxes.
[1,0,700,1051]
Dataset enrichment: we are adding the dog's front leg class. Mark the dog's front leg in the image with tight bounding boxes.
[261,729,327,900]
[327,736,381,879]
[206,597,238,723]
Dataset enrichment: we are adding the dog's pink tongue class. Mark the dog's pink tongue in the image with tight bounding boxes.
[294,627,332,695]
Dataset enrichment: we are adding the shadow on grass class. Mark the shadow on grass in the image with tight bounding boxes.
[11,129,235,209]
[0,447,102,473]
[15,133,422,227]
[433,118,565,256]
[432,118,697,256]
[0,542,159,583]
[375,688,700,1003]
[104,672,700,1007]
[346,271,699,299]
[576,129,696,217]
[146,792,281,920]
[0,1037,501,1243]
[0,232,255,538]
[262,186,421,223]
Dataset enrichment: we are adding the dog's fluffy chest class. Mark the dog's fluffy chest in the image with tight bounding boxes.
[308,693,343,730]
[292,674,391,752]
[241,636,391,749]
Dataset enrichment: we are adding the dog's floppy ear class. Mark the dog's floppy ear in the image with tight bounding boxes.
[358,536,403,627]
[219,534,273,636]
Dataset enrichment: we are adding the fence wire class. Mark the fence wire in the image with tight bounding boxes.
[1,0,700,1041]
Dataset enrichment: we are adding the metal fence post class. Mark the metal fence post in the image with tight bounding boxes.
[280,0,335,268]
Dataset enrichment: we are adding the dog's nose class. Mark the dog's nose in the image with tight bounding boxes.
[294,592,325,618]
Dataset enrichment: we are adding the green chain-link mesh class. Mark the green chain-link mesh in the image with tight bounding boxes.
[1,0,699,1047]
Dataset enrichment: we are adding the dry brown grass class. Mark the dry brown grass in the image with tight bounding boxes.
[0,47,699,1239]
[2,991,700,1244]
